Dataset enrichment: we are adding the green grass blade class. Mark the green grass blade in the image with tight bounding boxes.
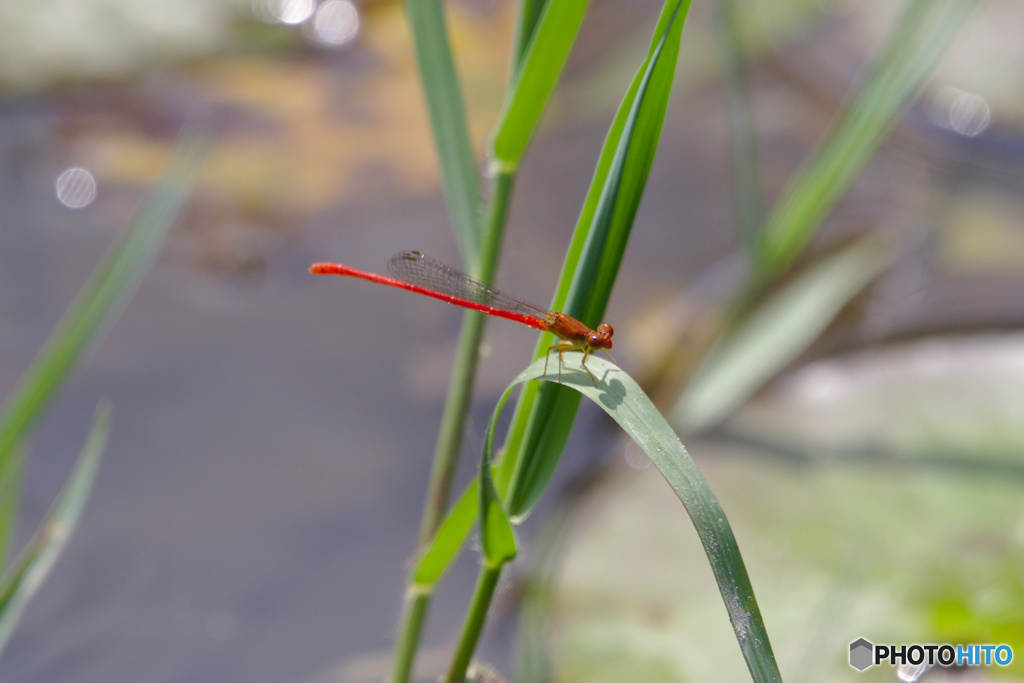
[757,0,983,274]
[508,357,782,682]
[408,0,693,603]
[508,0,549,77]
[0,128,206,561]
[676,235,901,433]
[444,564,503,683]
[501,0,692,518]
[490,1,589,171]
[390,11,515,677]
[479,389,517,567]
[711,0,763,256]
[0,450,22,573]
[416,171,515,545]
[0,405,109,656]
[564,0,690,321]
[404,0,482,267]
[412,479,478,587]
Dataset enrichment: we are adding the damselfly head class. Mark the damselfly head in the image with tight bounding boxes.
[589,323,614,349]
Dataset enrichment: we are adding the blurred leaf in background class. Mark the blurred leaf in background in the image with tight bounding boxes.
[0,129,204,655]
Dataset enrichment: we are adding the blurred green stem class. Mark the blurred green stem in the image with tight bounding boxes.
[711,0,763,259]
[755,0,982,274]
[418,170,516,544]
[404,0,483,267]
[389,588,430,683]
[444,564,503,683]
[391,171,515,683]
[0,129,205,562]
[0,453,20,563]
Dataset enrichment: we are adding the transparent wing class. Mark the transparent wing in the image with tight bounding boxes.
[387,251,551,320]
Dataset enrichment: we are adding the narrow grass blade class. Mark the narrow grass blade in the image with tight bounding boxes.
[501,0,692,518]
[0,451,22,574]
[390,11,514,677]
[675,235,901,433]
[412,479,478,587]
[508,0,549,78]
[490,1,589,171]
[404,0,482,267]
[407,381,537,583]
[711,0,763,255]
[479,390,517,567]
[757,0,983,274]
[416,171,515,545]
[443,564,503,683]
[0,405,109,656]
[408,0,693,601]
[564,0,690,320]
[0,128,206,562]
[509,357,782,683]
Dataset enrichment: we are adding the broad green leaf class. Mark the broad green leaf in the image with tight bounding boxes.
[404,0,482,268]
[0,405,109,656]
[675,235,901,433]
[490,1,589,170]
[757,0,983,274]
[501,0,692,519]
[0,128,206,562]
[508,356,781,683]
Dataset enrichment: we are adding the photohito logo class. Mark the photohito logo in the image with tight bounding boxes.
[849,638,1013,672]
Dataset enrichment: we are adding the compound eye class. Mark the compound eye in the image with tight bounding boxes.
[597,323,613,338]
[588,333,602,346]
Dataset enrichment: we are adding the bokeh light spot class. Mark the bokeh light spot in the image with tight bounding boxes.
[253,0,316,25]
[307,0,360,47]
[55,167,97,209]
[948,92,990,137]
[929,85,991,137]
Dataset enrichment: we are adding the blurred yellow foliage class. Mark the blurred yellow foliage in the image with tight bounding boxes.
[97,0,514,212]
[939,188,1024,272]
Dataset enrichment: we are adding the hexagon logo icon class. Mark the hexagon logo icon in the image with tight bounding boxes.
[849,638,874,671]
